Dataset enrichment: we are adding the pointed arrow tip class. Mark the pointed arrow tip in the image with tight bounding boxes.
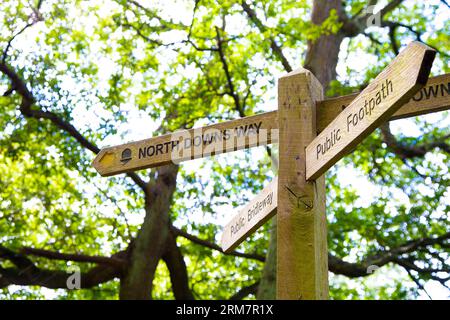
[92,149,116,176]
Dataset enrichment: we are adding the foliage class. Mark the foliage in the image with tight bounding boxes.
[0,0,449,299]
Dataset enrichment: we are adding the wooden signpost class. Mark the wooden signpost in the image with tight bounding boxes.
[93,72,449,177]
[93,41,443,300]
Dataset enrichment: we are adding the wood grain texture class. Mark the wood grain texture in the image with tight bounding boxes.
[277,68,328,300]
[317,73,450,133]
[221,178,277,253]
[306,41,436,181]
[92,111,278,176]
[93,72,449,177]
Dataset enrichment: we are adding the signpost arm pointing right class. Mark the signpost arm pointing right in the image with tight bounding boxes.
[306,42,436,181]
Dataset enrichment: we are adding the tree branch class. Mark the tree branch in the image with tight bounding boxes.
[121,1,218,52]
[21,247,126,269]
[403,267,433,300]
[388,24,400,55]
[441,0,450,8]
[381,21,449,58]
[0,245,120,289]
[2,0,44,63]
[379,0,404,18]
[342,0,405,37]
[3,228,447,290]
[241,1,292,72]
[215,26,244,117]
[343,2,449,59]
[172,220,449,280]
[381,123,450,159]
[162,231,195,300]
[0,61,147,191]
[329,231,450,278]
[170,226,265,262]
[229,281,259,300]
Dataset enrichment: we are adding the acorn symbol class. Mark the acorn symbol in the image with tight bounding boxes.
[120,148,132,164]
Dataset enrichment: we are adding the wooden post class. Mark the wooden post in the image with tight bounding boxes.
[277,68,328,300]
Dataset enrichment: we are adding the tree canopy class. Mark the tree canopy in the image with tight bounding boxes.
[0,0,449,300]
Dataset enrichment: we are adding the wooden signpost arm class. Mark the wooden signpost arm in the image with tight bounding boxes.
[92,111,278,176]
[277,68,328,300]
[317,73,450,133]
[306,42,436,181]
[221,178,278,253]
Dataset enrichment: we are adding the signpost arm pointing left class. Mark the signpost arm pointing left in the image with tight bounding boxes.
[92,111,278,176]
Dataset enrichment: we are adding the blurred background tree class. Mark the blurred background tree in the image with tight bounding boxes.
[0,0,449,299]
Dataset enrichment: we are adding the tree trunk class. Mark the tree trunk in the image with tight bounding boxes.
[162,232,195,300]
[304,0,346,88]
[119,165,179,299]
[256,0,346,299]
